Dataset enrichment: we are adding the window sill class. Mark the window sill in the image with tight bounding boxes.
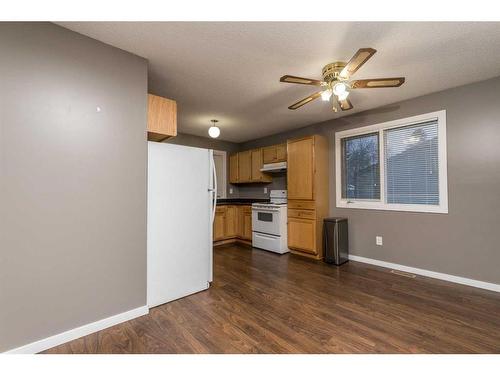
[336,200,448,214]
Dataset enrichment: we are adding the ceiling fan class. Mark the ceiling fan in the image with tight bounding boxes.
[279,48,405,112]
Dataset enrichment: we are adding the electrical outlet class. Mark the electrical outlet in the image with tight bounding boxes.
[264,187,268,194]
[229,188,233,195]
[376,236,383,246]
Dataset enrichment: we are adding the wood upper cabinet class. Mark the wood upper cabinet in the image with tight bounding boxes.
[251,149,262,181]
[287,137,314,200]
[251,149,272,182]
[263,143,287,164]
[229,148,273,184]
[229,154,239,183]
[225,205,238,238]
[276,143,287,162]
[238,151,252,183]
[147,94,177,142]
[262,146,275,164]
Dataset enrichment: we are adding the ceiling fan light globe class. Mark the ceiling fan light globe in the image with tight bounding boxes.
[321,90,332,101]
[208,126,220,138]
[332,82,347,96]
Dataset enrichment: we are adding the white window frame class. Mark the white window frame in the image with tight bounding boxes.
[335,110,448,214]
[213,149,227,199]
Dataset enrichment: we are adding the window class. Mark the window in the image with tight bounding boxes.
[341,133,380,200]
[384,121,439,205]
[335,111,448,213]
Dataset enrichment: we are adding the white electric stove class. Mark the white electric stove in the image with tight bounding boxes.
[251,190,289,254]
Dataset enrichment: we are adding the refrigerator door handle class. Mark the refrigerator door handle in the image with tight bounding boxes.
[210,153,217,224]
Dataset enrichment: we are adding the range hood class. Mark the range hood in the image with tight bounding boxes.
[260,161,287,173]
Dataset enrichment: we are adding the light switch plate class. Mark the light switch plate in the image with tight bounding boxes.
[264,187,268,194]
[229,188,233,195]
[376,236,383,246]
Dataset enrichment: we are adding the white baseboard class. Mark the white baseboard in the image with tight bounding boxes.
[348,254,500,293]
[4,305,149,354]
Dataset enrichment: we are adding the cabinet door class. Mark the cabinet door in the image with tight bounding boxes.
[225,205,238,238]
[276,143,287,162]
[213,207,226,241]
[237,206,245,237]
[262,145,277,164]
[242,212,252,240]
[287,217,316,254]
[250,149,272,182]
[251,149,263,181]
[287,137,314,200]
[229,154,239,183]
[147,94,177,141]
[237,206,252,240]
[238,151,252,183]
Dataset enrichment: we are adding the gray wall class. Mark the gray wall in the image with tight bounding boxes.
[240,76,500,285]
[0,23,148,351]
[166,132,239,153]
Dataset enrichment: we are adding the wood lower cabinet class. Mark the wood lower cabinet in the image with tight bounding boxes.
[287,217,317,255]
[213,207,227,241]
[147,94,177,142]
[287,135,329,259]
[239,206,252,240]
[214,205,252,245]
[288,208,316,220]
[225,205,238,238]
[288,200,316,210]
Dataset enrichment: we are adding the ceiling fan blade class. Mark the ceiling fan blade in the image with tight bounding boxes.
[338,98,353,111]
[351,77,405,89]
[340,48,377,78]
[280,75,324,86]
[288,92,322,110]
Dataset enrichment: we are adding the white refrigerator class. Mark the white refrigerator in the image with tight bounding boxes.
[147,142,216,308]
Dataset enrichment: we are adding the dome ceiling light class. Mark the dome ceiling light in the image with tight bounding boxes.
[208,119,220,138]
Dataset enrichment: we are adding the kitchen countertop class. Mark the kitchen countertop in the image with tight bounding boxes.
[216,198,269,206]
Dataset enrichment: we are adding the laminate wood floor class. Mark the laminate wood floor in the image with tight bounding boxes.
[44,244,500,353]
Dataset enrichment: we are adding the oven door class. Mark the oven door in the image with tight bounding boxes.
[252,207,281,236]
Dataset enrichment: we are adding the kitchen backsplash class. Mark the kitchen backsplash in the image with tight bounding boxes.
[230,173,287,199]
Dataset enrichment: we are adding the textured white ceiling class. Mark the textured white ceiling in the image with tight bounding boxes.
[57,22,500,142]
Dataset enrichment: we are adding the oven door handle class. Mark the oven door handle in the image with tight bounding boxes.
[252,207,280,212]
[254,232,280,239]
